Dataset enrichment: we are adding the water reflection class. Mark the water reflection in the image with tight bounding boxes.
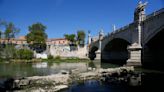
[0,61,137,78]
[32,62,48,68]
[62,80,137,92]
[62,72,164,92]
[0,62,91,78]
[50,62,88,72]
[89,60,120,69]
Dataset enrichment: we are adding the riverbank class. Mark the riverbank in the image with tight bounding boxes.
[0,58,90,63]
[1,66,141,92]
[43,58,90,63]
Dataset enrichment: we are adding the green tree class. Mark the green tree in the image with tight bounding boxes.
[26,23,47,53]
[4,22,20,41]
[0,20,7,44]
[0,21,19,61]
[64,34,76,44]
[64,34,77,51]
[77,30,86,47]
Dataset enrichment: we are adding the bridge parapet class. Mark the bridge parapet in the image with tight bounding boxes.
[102,22,135,42]
[114,22,134,34]
[146,8,164,20]
[91,21,136,44]
[90,21,136,51]
[101,9,164,44]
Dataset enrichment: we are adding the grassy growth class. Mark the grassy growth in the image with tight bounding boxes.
[47,54,54,59]
[43,57,90,63]
[54,55,61,60]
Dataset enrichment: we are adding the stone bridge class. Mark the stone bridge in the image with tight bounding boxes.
[88,2,164,68]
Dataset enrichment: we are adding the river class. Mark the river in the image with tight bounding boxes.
[0,61,164,92]
[0,61,120,78]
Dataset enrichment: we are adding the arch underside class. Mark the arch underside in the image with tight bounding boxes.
[143,28,164,70]
[102,38,130,65]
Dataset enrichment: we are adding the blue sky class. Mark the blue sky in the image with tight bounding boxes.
[0,0,163,38]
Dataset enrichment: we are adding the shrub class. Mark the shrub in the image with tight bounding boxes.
[17,49,34,60]
[48,54,54,59]
[54,55,61,60]
[0,45,17,60]
[0,58,2,62]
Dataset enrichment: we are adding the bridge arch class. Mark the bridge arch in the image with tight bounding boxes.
[143,28,164,70]
[102,38,131,65]
[144,25,164,44]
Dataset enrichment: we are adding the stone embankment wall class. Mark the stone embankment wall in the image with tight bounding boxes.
[49,45,88,59]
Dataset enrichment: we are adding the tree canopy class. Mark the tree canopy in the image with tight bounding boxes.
[26,23,47,53]
[77,30,86,46]
[64,34,76,44]
[4,22,20,39]
[0,21,20,40]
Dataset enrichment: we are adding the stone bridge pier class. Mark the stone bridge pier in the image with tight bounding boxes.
[88,29,104,60]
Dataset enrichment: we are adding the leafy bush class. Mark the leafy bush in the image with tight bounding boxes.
[54,55,61,60]
[0,45,17,60]
[0,58,2,62]
[17,49,34,60]
[0,45,34,61]
[48,54,54,59]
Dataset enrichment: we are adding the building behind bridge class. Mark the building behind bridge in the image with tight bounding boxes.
[0,36,88,59]
[0,36,69,46]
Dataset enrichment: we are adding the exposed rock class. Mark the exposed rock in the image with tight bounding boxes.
[70,68,80,74]
[87,67,92,71]
[54,85,68,92]
[13,85,68,92]
[3,66,140,91]
[60,70,70,75]
[79,72,98,81]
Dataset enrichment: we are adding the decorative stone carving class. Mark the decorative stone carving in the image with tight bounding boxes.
[134,1,148,22]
